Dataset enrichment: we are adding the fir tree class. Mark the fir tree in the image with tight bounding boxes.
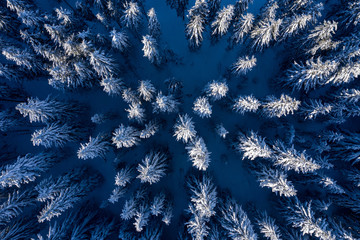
[115,166,133,187]
[284,58,339,92]
[108,186,127,204]
[256,211,282,240]
[232,55,256,75]
[231,13,254,44]
[251,18,282,51]
[89,49,115,78]
[220,198,257,240]
[186,6,206,49]
[188,174,217,218]
[186,137,211,171]
[121,197,137,220]
[121,1,142,29]
[0,190,33,226]
[136,151,168,184]
[162,203,173,225]
[237,131,273,160]
[150,193,165,216]
[173,114,197,143]
[256,166,297,197]
[301,99,332,120]
[31,122,77,148]
[284,198,335,240]
[110,29,130,52]
[0,152,56,188]
[283,14,312,39]
[152,92,180,113]
[126,103,146,123]
[134,204,150,232]
[112,124,140,148]
[193,96,212,118]
[272,141,321,173]
[211,5,235,38]
[204,80,229,100]
[186,203,210,240]
[216,123,229,139]
[232,94,261,114]
[16,96,74,123]
[307,20,339,55]
[77,134,109,160]
[140,120,159,139]
[37,174,100,222]
[262,94,301,118]
[138,80,156,102]
[0,110,19,132]
[318,175,345,194]
[148,8,161,39]
[2,46,41,73]
[142,35,161,65]
[100,76,124,96]
[122,87,142,105]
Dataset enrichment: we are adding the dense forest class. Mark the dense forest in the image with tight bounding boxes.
[0,0,360,239]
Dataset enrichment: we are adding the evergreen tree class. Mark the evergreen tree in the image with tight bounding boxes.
[272,141,321,173]
[138,80,156,102]
[232,55,256,75]
[152,91,180,113]
[237,131,273,160]
[31,122,77,148]
[307,20,339,55]
[137,151,168,184]
[188,174,217,218]
[134,204,150,232]
[232,94,261,114]
[284,198,335,240]
[0,152,56,188]
[112,124,140,148]
[283,14,312,39]
[0,110,19,132]
[140,120,159,139]
[0,190,33,226]
[122,87,142,105]
[142,35,161,65]
[16,96,74,123]
[256,166,297,197]
[231,13,254,44]
[220,198,257,240]
[173,114,197,143]
[284,58,339,92]
[204,80,229,100]
[211,5,235,38]
[148,8,161,39]
[301,99,332,120]
[2,46,41,73]
[126,103,146,123]
[186,137,211,171]
[256,211,282,240]
[121,197,137,220]
[262,94,301,118]
[216,123,228,139]
[193,96,212,118]
[77,134,109,160]
[150,193,165,216]
[121,1,142,30]
[110,29,130,52]
[89,49,115,78]
[100,76,124,96]
[186,15,205,49]
[251,18,282,51]
[115,166,133,187]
